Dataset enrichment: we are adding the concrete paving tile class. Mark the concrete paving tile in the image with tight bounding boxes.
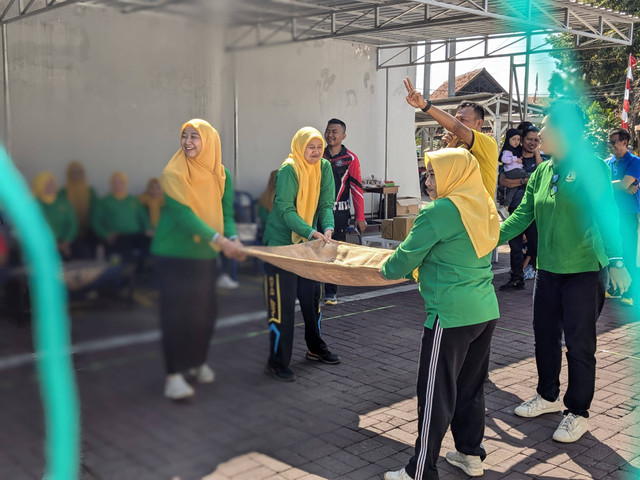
[0,267,638,480]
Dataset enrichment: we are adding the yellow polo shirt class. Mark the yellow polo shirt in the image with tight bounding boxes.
[468,130,498,195]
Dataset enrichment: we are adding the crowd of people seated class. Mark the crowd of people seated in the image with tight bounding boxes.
[28,163,156,267]
[4,162,256,294]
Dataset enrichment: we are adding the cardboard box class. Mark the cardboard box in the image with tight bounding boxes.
[392,215,416,241]
[381,219,394,239]
[396,197,422,216]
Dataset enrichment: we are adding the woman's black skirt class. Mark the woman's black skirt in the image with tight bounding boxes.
[155,256,218,374]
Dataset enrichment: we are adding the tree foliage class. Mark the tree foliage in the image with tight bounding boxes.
[545,0,639,147]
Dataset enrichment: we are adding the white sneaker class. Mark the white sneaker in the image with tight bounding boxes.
[514,394,563,418]
[383,468,412,480]
[217,273,239,289]
[552,413,588,443]
[445,451,483,477]
[189,364,215,383]
[164,374,194,400]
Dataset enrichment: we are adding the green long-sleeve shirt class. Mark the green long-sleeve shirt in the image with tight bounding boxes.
[499,158,622,274]
[262,159,335,246]
[151,168,237,259]
[382,199,498,329]
[91,194,151,240]
[58,186,97,236]
[38,196,78,243]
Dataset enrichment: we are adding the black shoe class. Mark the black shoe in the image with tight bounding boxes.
[306,350,341,365]
[264,364,296,382]
[499,278,525,291]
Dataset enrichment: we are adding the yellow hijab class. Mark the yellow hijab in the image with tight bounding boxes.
[110,171,129,200]
[282,127,325,244]
[138,178,165,229]
[32,172,57,205]
[161,119,226,247]
[425,148,499,258]
[65,161,91,232]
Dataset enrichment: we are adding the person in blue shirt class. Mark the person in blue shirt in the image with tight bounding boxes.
[605,128,640,306]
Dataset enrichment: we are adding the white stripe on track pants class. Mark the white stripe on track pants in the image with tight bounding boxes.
[405,317,497,480]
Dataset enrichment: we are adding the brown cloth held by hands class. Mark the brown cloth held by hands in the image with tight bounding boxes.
[243,240,407,287]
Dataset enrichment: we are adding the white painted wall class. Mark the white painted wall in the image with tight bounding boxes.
[4,6,419,205]
[4,5,228,196]
[233,39,420,203]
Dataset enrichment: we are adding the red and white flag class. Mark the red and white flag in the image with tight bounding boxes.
[622,54,637,129]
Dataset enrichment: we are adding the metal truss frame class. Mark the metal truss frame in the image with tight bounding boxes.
[377,30,625,70]
[0,0,85,25]
[224,0,637,56]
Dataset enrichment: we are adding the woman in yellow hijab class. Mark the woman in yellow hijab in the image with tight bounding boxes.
[261,126,339,382]
[59,161,97,258]
[60,162,96,234]
[138,178,164,230]
[32,172,78,260]
[151,118,244,401]
[381,149,499,480]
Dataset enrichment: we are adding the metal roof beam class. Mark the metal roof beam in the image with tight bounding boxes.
[228,6,477,50]
[0,0,86,23]
[375,30,629,69]
[409,0,633,45]
[225,0,635,51]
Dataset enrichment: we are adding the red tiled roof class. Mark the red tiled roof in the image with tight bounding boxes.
[430,68,503,100]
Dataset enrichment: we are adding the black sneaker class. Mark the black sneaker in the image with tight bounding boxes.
[264,364,296,382]
[306,350,341,365]
[499,278,525,291]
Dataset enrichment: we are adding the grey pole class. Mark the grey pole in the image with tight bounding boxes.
[2,24,10,153]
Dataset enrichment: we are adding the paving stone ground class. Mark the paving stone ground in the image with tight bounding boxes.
[0,251,639,480]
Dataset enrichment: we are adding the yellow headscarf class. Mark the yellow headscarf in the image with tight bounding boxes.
[161,119,226,247]
[282,127,325,244]
[65,161,91,232]
[32,172,57,205]
[110,172,129,200]
[138,177,165,229]
[425,148,499,258]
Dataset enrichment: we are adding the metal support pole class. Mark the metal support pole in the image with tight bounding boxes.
[512,62,523,123]
[384,68,389,183]
[423,40,431,98]
[447,39,456,98]
[508,56,513,128]
[2,24,10,153]
[420,127,428,155]
[523,35,531,122]
[232,52,239,187]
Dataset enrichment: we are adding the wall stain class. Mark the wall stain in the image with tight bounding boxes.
[319,68,335,92]
[346,89,357,107]
[364,72,375,94]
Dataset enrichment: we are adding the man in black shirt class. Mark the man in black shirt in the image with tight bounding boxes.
[499,126,547,290]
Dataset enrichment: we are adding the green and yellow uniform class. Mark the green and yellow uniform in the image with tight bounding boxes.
[380,149,499,478]
[382,198,498,328]
[262,158,335,246]
[151,168,236,259]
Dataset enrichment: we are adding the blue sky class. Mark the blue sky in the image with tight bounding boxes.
[416,36,557,98]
